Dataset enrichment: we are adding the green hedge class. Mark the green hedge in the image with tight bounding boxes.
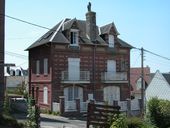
[147,97,170,128]
[0,114,24,128]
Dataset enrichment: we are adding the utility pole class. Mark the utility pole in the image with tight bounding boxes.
[0,0,5,113]
[141,47,144,117]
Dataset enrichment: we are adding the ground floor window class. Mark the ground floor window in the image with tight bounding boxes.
[104,86,120,105]
[43,86,48,104]
[64,86,83,101]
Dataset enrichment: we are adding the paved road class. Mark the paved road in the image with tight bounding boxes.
[41,114,86,128]
[13,113,86,128]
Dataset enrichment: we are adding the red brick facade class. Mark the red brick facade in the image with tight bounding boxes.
[29,42,131,110]
[28,7,132,111]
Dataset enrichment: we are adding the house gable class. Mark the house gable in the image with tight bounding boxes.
[146,70,170,101]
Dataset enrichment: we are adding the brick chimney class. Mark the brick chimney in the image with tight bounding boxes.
[86,2,97,42]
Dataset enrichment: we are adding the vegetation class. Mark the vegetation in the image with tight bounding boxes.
[109,115,157,128]
[7,82,28,98]
[0,113,24,128]
[25,98,38,128]
[147,97,170,128]
[0,92,24,128]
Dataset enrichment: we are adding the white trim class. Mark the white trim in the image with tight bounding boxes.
[49,18,66,42]
[98,27,101,35]
[70,29,79,32]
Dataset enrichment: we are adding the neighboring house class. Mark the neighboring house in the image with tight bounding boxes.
[26,4,133,112]
[146,70,170,101]
[130,67,151,114]
[5,66,28,89]
[130,67,151,99]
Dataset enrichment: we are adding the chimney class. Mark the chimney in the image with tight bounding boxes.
[86,2,97,42]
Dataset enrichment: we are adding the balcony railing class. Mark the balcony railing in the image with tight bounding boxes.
[101,72,127,82]
[61,71,90,83]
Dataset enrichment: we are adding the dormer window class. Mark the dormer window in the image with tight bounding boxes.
[70,29,79,46]
[108,35,114,48]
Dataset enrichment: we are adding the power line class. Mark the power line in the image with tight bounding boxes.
[5,51,28,59]
[133,47,170,61]
[2,14,51,30]
[144,49,170,61]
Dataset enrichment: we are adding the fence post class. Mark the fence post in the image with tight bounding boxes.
[126,98,131,117]
[59,96,65,115]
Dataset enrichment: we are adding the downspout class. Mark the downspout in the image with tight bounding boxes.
[93,43,96,100]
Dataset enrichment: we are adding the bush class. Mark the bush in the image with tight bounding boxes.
[126,117,143,128]
[147,97,170,128]
[110,114,128,128]
[0,113,24,128]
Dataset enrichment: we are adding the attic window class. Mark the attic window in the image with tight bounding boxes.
[108,35,114,47]
[70,29,79,46]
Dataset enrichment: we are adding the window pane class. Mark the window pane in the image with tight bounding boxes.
[70,30,78,46]
[68,87,73,101]
[36,60,40,75]
[74,86,79,99]
[43,86,48,104]
[44,58,48,74]
[109,35,114,47]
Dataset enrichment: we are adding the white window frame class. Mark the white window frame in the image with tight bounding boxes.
[43,86,48,104]
[70,29,79,46]
[68,58,80,80]
[108,35,114,48]
[36,60,40,75]
[44,58,48,75]
[67,86,79,101]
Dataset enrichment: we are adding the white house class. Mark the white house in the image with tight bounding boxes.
[5,66,28,88]
[145,70,170,101]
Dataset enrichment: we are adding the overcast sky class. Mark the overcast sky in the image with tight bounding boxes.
[5,0,170,73]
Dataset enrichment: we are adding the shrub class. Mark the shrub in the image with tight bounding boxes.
[147,97,170,128]
[0,113,24,128]
[126,117,143,128]
[109,114,128,128]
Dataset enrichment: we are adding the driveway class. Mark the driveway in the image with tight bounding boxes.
[13,113,86,128]
[41,114,86,128]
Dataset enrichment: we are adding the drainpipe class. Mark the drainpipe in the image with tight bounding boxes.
[93,43,96,100]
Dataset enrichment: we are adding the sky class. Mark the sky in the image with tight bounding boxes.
[5,0,170,73]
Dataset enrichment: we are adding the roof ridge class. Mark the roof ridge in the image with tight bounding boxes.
[49,18,66,42]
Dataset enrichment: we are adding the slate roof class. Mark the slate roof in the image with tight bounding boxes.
[26,18,133,50]
[100,22,119,35]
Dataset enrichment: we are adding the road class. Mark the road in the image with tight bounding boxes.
[13,113,86,128]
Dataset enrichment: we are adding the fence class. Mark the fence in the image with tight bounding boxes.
[87,102,120,128]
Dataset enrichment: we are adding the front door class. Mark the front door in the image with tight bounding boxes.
[104,86,120,105]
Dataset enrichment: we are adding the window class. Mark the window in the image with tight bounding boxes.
[44,58,48,74]
[68,58,80,80]
[70,29,79,46]
[68,86,79,101]
[43,86,48,104]
[108,35,114,47]
[121,60,126,71]
[10,69,15,76]
[16,69,21,76]
[36,60,40,75]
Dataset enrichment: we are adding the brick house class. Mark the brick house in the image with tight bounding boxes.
[26,4,133,112]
